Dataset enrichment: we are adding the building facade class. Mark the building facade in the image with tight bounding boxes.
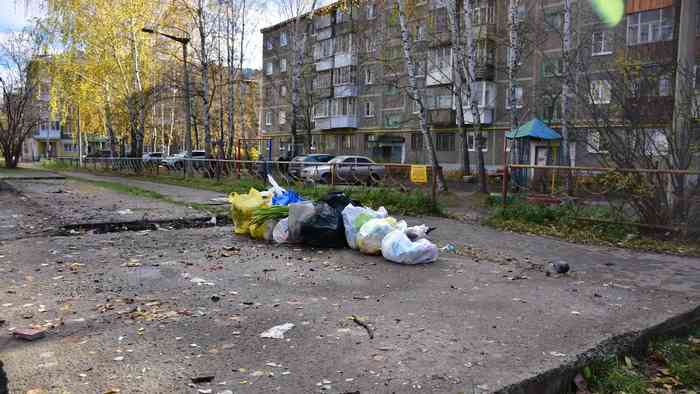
[260,0,699,170]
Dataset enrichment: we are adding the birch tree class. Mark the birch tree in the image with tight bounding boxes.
[560,0,572,191]
[507,0,522,164]
[396,0,447,191]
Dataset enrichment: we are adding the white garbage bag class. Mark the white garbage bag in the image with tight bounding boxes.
[267,174,286,197]
[356,217,406,255]
[405,224,430,241]
[272,218,289,244]
[381,229,439,265]
[341,204,388,249]
[287,201,315,243]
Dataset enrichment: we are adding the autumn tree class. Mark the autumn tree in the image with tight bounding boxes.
[0,29,45,168]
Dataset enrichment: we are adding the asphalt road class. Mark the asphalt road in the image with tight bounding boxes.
[1,177,699,394]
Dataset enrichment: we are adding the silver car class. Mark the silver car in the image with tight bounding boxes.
[300,155,385,184]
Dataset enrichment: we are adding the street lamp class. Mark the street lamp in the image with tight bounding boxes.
[141,27,193,175]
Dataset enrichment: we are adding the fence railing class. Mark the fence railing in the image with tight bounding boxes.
[52,157,439,203]
[506,164,700,235]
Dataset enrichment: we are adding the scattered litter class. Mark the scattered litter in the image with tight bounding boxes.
[546,260,570,276]
[208,217,217,225]
[117,209,133,215]
[440,244,457,253]
[191,277,215,286]
[549,351,567,357]
[12,328,46,341]
[571,311,581,315]
[191,376,215,384]
[210,295,221,303]
[260,323,295,339]
[113,356,125,361]
[349,315,374,340]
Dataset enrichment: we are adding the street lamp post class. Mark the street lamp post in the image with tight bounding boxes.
[141,27,193,175]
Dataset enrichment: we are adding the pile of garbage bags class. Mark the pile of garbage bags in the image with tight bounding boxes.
[229,178,438,265]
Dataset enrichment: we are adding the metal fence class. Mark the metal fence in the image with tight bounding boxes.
[506,164,700,236]
[52,157,440,203]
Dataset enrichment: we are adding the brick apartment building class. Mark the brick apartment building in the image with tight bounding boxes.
[260,0,699,170]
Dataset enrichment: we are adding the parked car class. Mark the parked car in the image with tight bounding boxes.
[300,155,385,185]
[142,152,163,164]
[162,150,210,171]
[288,154,335,178]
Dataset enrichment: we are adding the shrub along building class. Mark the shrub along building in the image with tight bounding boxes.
[260,0,698,172]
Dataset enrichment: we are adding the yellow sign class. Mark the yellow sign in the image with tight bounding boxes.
[410,165,428,184]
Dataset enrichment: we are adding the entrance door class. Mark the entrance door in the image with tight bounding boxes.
[535,146,549,166]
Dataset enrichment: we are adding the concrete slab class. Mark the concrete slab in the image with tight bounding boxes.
[0,223,698,393]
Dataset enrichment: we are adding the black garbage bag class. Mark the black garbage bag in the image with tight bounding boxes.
[319,192,358,213]
[300,202,347,248]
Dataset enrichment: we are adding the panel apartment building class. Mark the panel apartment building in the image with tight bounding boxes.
[260,0,699,170]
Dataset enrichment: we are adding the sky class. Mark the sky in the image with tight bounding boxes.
[0,1,280,70]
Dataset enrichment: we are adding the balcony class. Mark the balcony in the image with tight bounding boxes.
[428,109,456,128]
[315,58,334,72]
[33,129,62,140]
[426,67,452,86]
[463,108,494,125]
[333,85,358,97]
[315,115,359,130]
[334,52,356,68]
[474,63,495,81]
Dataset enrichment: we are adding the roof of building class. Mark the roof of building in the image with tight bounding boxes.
[506,118,562,140]
[260,0,343,34]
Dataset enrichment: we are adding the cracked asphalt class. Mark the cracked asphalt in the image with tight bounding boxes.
[1,176,699,394]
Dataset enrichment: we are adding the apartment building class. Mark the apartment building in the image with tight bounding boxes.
[260,0,699,170]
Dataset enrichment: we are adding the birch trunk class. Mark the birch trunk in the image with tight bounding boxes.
[396,0,446,191]
[290,0,318,156]
[463,0,488,192]
[197,0,212,156]
[445,0,471,176]
[561,0,572,192]
[226,0,236,159]
[238,0,246,141]
[508,0,521,164]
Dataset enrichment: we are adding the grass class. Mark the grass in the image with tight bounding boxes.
[583,329,700,393]
[484,197,700,256]
[40,160,445,217]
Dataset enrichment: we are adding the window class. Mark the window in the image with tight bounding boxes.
[385,114,401,128]
[476,40,495,64]
[265,39,273,50]
[364,68,374,85]
[507,47,522,67]
[627,8,674,46]
[279,58,287,73]
[265,111,273,126]
[335,34,353,54]
[426,95,452,109]
[279,111,287,125]
[313,72,332,89]
[314,38,334,60]
[415,59,427,76]
[542,57,563,77]
[364,101,375,117]
[265,62,273,75]
[280,85,287,97]
[544,10,563,32]
[435,134,456,152]
[587,131,609,153]
[467,132,487,152]
[542,96,561,122]
[367,3,376,19]
[336,9,348,24]
[280,32,288,47]
[411,133,423,151]
[366,36,377,53]
[265,87,273,100]
[331,97,356,116]
[333,66,356,86]
[473,0,495,25]
[429,46,451,72]
[658,77,672,97]
[506,86,524,109]
[592,31,613,55]
[411,99,420,114]
[590,80,611,104]
[315,99,331,118]
[386,85,400,96]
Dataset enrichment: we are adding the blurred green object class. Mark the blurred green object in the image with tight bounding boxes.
[591,0,624,27]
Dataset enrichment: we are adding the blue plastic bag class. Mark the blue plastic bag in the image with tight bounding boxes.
[272,190,304,206]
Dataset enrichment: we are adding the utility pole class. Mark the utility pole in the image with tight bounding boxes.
[141,27,193,175]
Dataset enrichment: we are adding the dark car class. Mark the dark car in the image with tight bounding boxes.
[288,154,335,178]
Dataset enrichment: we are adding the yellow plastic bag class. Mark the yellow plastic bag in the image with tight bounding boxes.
[229,189,269,235]
[249,222,266,239]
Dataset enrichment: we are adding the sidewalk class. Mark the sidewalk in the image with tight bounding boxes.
[58,171,228,206]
